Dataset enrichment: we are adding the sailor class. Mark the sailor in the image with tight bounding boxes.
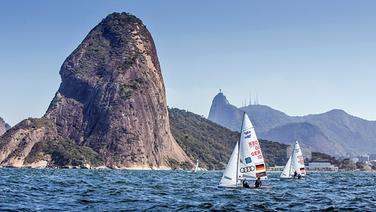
[293,171,298,179]
[242,180,250,188]
[297,174,302,179]
[254,177,262,188]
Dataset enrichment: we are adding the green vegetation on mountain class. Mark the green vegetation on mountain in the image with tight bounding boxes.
[169,108,289,170]
[310,152,376,171]
[310,152,338,163]
[167,158,192,170]
[25,139,104,167]
[260,140,289,167]
[169,108,238,170]
[120,78,145,99]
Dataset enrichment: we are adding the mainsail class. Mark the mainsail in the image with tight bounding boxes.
[294,141,306,176]
[193,160,199,172]
[280,141,306,178]
[219,142,239,187]
[219,113,267,187]
[280,155,293,178]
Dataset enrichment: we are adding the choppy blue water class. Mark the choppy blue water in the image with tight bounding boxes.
[0,169,375,211]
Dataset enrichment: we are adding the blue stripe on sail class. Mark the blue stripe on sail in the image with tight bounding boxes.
[224,176,232,180]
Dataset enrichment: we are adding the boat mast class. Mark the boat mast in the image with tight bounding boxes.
[236,112,245,186]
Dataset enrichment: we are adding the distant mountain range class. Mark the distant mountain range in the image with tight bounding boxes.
[0,118,10,136]
[208,92,376,157]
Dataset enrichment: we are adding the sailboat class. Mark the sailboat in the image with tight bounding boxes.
[219,113,267,188]
[193,159,199,173]
[280,141,306,179]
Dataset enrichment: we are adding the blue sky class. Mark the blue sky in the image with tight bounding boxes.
[0,0,376,125]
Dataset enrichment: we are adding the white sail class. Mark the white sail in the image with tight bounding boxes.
[291,145,301,175]
[280,155,292,178]
[193,160,199,172]
[219,142,239,187]
[238,113,267,181]
[280,141,306,178]
[294,141,306,176]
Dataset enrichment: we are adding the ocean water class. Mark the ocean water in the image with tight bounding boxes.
[0,169,375,211]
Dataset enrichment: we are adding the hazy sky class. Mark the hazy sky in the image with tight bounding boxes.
[1,0,376,125]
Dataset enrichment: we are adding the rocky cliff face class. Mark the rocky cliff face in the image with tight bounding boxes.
[0,12,192,169]
[0,118,103,168]
[208,92,243,131]
[0,118,10,136]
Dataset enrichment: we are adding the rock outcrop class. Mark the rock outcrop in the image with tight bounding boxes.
[0,12,192,169]
[0,118,102,168]
[0,117,10,136]
[208,92,243,131]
